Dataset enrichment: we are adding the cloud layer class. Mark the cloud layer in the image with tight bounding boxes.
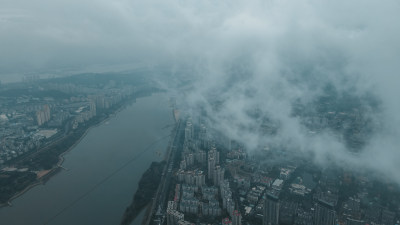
[1,0,400,183]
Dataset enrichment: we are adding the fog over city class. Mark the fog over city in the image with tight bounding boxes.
[2,0,400,185]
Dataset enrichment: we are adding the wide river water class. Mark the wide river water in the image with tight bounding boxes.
[0,93,174,225]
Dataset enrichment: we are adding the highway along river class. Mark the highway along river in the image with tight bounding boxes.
[0,93,174,225]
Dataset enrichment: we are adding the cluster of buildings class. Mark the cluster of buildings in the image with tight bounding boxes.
[0,79,135,168]
[164,117,400,225]
[166,119,242,225]
[293,97,378,150]
[36,105,51,126]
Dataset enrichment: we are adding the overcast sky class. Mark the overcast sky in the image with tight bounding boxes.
[2,0,400,183]
[1,1,399,75]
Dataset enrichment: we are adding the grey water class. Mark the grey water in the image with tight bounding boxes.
[0,93,174,225]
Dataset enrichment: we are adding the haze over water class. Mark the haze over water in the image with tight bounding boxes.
[0,94,174,225]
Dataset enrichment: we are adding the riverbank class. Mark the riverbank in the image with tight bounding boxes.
[0,90,175,225]
[120,161,166,225]
[56,101,124,168]
[4,167,62,207]
[140,203,153,225]
[0,94,142,207]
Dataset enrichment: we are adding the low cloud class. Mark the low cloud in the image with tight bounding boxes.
[1,0,400,183]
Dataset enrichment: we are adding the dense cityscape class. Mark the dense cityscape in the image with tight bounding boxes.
[2,0,400,224]
[149,115,400,225]
[1,74,400,225]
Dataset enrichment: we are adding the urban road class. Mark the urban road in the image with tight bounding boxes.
[143,118,184,225]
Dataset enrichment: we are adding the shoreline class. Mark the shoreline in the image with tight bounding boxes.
[140,119,181,225]
[56,107,117,167]
[140,203,153,225]
[0,97,134,208]
[120,161,166,225]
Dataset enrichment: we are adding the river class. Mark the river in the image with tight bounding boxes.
[0,93,174,225]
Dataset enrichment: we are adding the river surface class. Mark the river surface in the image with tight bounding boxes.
[0,93,174,225]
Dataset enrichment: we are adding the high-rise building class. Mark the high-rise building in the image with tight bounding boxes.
[195,150,207,163]
[167,209,184,225]
[198,124,207,148]
[185,120,193,141]
[194,170,206,187]
[263,191,280,225]
[232,210,242,225]
[208,146,219,180]
[314,199,337,225]
[168,200,178,211]
[213,165,225,186]
[43,105,50,121]
[36,105,51,126]
[212,146,220,163]
[184,153,194,167]
[208,156,215,180]
[178,170,205,187]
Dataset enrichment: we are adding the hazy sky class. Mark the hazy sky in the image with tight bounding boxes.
[2,0,400,183]
[1,1,399,74]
